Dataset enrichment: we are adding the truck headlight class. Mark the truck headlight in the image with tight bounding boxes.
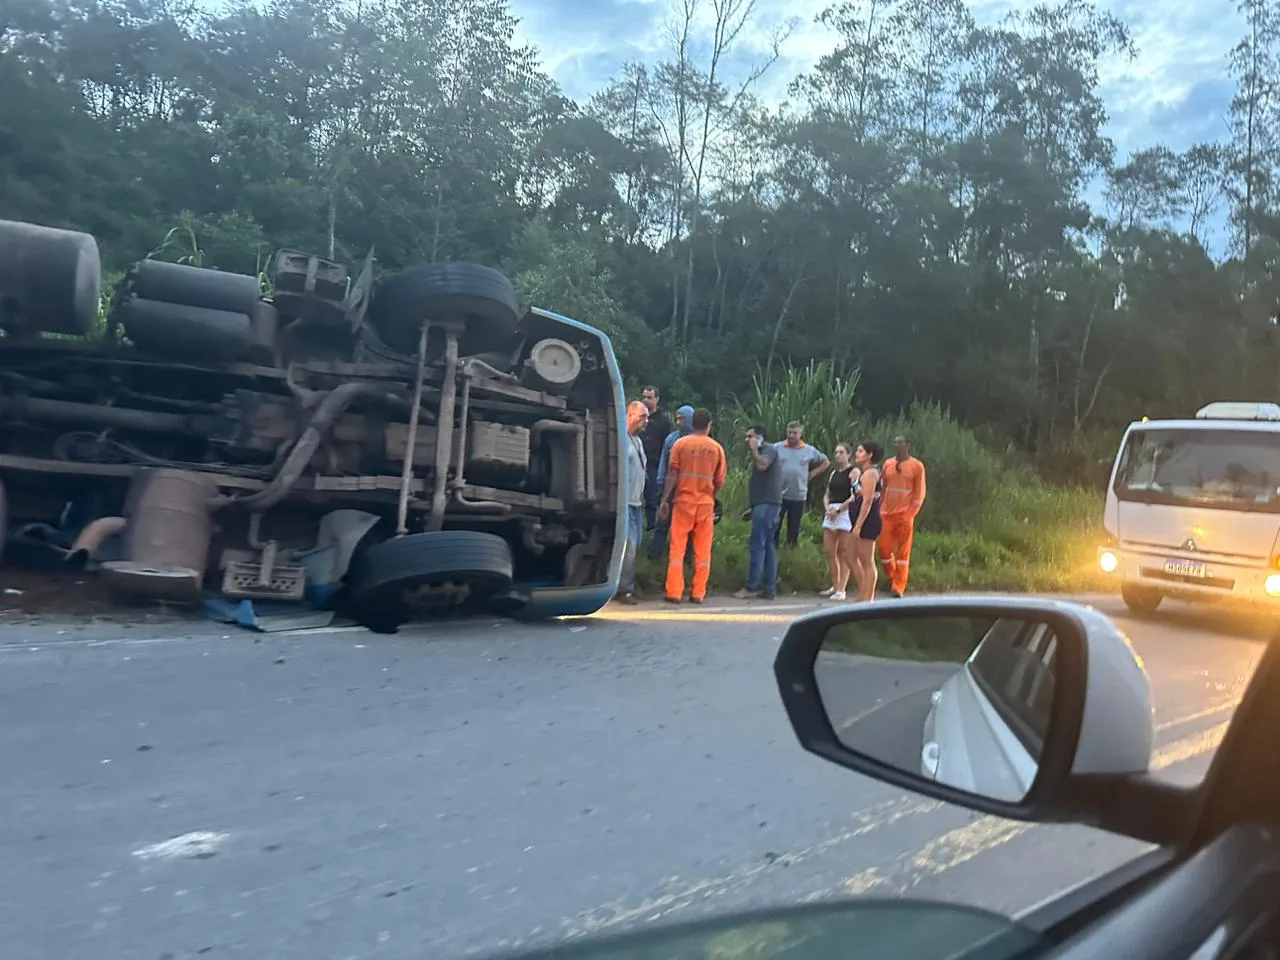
[1264,574,1280,597]
[1099,550,1119,574]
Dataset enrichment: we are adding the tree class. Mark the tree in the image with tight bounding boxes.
[1,0,1277,472]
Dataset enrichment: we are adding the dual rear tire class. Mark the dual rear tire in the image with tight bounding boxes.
[340,530,515,634]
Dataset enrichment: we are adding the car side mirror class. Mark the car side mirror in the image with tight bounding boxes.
[773,598,1154,822]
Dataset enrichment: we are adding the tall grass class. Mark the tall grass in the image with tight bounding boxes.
[872,399,1006,530]
[730,360,861,458]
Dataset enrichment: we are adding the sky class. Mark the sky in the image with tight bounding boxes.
[508,0,1243,245]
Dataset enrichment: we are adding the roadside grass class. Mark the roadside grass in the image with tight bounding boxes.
[822,617,992,662]
[633,478,1111,597]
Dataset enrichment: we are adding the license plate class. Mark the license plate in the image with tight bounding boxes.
[1164,559,1207,578]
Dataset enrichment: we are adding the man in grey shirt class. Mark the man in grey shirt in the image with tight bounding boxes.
[734,425,782,600]
[774,421,829,548]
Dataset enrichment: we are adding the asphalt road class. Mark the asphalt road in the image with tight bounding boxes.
[816,653,956,772]
[0,595,1268,960]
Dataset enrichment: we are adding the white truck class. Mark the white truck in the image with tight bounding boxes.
[1098,401,1280,614]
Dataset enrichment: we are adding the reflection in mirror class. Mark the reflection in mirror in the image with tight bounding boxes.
[501,899,1044,960]
[814,614,1061,803]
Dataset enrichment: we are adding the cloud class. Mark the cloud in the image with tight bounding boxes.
[509,0,1243,158]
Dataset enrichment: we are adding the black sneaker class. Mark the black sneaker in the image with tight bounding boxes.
[759,593,776,601]
[617,593,639,605]
[664,596,681,604]
[891,590,903,598]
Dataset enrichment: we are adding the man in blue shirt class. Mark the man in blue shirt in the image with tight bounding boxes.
[647,404,694,563]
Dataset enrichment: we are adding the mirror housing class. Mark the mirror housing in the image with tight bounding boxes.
[774,597,1154,824]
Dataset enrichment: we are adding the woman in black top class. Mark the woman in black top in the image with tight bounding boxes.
[820,443,859,601]
[848,441,884,602]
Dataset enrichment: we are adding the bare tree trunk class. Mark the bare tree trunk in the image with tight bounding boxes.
[765,271,806,374]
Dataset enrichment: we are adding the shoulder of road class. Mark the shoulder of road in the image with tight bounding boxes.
[608,592,1118,614]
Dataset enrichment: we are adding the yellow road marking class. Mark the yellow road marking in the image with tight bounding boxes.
[1151,721,1230,767]
[558,705,1234,939]
[839,720,1230,894]
[1155,700,1240,731]
[590,610,800,624]
[560,795,940,937]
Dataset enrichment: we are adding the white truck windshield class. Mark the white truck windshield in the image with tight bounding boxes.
[1115,428,1280,513]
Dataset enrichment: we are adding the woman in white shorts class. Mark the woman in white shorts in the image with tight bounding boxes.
[820,443,859,601]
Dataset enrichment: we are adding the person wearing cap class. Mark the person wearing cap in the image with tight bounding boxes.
[878,434,927,597]
[647,404,695,565]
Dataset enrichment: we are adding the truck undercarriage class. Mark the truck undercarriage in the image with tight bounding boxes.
[0,220,623,629]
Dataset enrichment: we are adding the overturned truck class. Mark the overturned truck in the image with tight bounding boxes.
[0,219,626,630]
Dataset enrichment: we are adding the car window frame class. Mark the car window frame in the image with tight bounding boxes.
[968,619,1059,761]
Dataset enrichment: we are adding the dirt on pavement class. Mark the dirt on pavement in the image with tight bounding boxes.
[0,567,191,624]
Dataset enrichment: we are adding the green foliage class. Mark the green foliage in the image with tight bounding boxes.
[823,617,993,662]
[642,376,1109,595]
[870,400,1006,530]
[0,0,1273,494]
[502,219,657,363]
[634,489,1107,597]
[730,360,862,461]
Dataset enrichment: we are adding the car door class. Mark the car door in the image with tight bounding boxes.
[1013,627,1280,958]
[959,620,1055,793]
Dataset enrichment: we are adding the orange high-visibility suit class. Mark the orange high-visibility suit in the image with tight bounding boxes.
[878,456,927,595]
[664,434,726,602]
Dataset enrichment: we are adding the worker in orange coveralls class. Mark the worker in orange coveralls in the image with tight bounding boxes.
[878,434,927,597]
[657,408,726,604]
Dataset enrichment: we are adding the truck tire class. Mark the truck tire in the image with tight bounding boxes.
[1121,582,1163,615]
[342,530,514,633]
[0,219,101,336]
[128,259,263,316]
[368,262,520,354]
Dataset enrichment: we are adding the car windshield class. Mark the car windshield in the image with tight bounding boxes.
[1114,427,1280,513]
[495,900,1045,960]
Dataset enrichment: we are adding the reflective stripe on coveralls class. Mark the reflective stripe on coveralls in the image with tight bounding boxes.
[877,457,926,594]
[667,503,715,601]
[665,434,726,601]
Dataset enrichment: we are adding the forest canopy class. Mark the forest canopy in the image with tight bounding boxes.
[3,0,1279,464]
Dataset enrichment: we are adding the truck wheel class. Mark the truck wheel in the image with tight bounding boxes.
[1121,582,1163,615]
[341,531,514,633]
[368,262,520,354]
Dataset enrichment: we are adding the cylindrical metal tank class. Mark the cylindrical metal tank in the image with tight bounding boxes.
[101,468,218,604]
[118,295,253,363]
[250,298,279,351]
[0,219,101,336]
[121,468,218,579]
[128,258,262,316]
